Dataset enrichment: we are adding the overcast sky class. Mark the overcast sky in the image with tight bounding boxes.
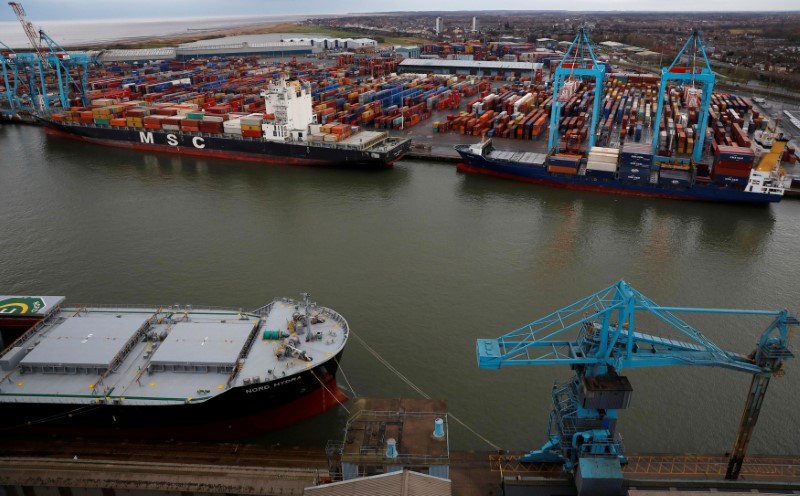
[0,0,797,21]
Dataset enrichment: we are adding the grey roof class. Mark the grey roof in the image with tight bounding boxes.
[20,314,148,369]
[398,58,544,70]
[305,469,451,495]
[96,48,177,63]
[150,320,253,368]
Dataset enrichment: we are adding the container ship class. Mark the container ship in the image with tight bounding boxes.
[42,78,411,168]
[455,137,789,203]
[0,293,349,440]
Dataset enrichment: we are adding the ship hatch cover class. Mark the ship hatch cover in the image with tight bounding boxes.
[20,314,150,372]
[149,321,255,373]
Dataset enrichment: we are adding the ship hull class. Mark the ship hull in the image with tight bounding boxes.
[455,147,780,204]
[43,121,409,169]
[0,351,346,441]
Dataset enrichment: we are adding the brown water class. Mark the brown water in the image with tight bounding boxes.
[2,122,800,455]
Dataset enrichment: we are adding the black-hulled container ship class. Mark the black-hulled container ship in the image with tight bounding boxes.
[42,78,410,168]
[0,293,348,441]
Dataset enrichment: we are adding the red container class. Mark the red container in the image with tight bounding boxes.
[199,121,223,133]
[713,166,751,177]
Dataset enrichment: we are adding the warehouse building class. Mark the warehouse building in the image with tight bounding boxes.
[398,58,544,79]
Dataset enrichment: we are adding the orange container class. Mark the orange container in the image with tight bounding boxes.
[548,165,578,175]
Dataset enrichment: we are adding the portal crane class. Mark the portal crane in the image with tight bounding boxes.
[652,30,715,165]
[547,27,605,155]
[477,280,795,495]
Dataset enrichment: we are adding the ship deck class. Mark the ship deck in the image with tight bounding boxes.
[0,298,347,405]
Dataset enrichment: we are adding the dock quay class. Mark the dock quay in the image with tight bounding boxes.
[3,439,800,496]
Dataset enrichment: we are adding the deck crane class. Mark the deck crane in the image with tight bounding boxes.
[477,280,795,495]
[547,27,605,155]
[652,29,715,165]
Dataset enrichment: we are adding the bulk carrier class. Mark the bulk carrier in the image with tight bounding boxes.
[0,293,348,440]
[42,78,411,168]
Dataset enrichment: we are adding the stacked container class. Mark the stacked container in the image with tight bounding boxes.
[619,143,653,184]
[547,154,581,175]
[586,147,619,180]
[711,144,755,186]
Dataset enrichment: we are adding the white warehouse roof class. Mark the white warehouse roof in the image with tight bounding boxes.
[399,58,544,70]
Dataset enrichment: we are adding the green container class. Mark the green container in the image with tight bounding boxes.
[94,118,110,125]
[263,330,282,340]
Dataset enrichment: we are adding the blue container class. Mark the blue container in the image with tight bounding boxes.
[717,152,754,164]
[620,157,652,168]
[549,156,580,167]
[619,164,650,176]
[585,169,616,180]
[659,169,692,188]
[713,174,749,186]
[620,172,649,183]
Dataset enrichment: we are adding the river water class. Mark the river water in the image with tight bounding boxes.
[2,123,800,455]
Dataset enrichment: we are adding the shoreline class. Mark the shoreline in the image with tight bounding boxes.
[71,20,318,51]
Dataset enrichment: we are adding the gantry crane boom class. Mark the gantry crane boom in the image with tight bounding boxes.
[477,280,795,494]
[8,2,47,68]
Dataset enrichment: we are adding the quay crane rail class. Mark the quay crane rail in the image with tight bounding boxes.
[652,29,715,165]
[477,280,795,494]
[547,27,605,155]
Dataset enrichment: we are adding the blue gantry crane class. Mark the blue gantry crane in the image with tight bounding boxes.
[547,27,605,155]
[652,30,715,165]
[0,41,48,114]
[0,42,24,115]
[477,280,795,495]
[3,2,90,113]
[38,29,91,108]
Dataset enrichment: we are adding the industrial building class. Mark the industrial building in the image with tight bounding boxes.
[280,37,378,50]
[305,469,451,496]
[394,46,421,59]
[398,58,544,79]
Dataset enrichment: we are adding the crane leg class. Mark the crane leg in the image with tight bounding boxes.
[725,374,770,480]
